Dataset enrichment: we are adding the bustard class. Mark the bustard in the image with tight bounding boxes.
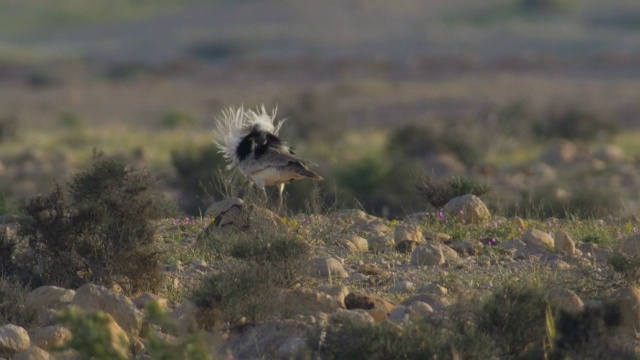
[212,105,322,209]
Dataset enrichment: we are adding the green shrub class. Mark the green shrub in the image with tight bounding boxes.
[0,116,18,143]
[160,109,197,129]
[608,250,640,286]
[55,308,129,360]
[171,144,228,215]
[0,276,42,328]
[308,316,493,360]
[552,304,632,359]
[387,122,487,167]
[508,184,623,220]
[0,230,16,273]
[533,106,618,141]
[417,175,491,209]
[477,281,549,356]
[144,301,218,360]
[190,262,283,324]
[19,153,165,293]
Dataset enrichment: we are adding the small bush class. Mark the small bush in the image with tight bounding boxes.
[0,230,16,273]
[171,145,228,215]
[55,308,129,360]
[533,106,618,141]
[19,153,165,293]
[552,305,634,359]
[0,116,18,143]
[190,262,283,324]
[229,234,310,286]
[58,111,84,130]
[608,250,640,286]
[0,276,42,328]
[417,175,491,209]
[308,316,494,360]
[388,122,487,167]
[144,301,218,360]
[477,281,550,356]
[159,109,197,129]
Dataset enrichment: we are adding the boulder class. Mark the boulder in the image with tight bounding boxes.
[443,195,490,224]
[72,284,143,334]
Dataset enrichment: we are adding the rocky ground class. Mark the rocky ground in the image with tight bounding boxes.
[2,193,640,359]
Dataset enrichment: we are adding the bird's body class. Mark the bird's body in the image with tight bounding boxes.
[212,106,322,208]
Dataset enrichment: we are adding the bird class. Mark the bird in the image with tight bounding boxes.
[212,105,322,210]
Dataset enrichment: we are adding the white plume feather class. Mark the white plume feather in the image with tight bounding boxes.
[212,105,285,169]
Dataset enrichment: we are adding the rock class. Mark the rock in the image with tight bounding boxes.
[29,326,71,351]
[512,216,526,228]
[407,301,434,316]
[554,230,576,256]
[394,224,424,245]
[443,195,490,224]
[388,306,408,323]
[547,288,584,315]
[346,273,369,282]
[332,234,369,253]
[357,220,391,236]
[344,292,396,322]
[309,258,349,279]
[13,346,52,360]
[610,287,640,336]
[0,324,30,355]
[281,289,342,314]
[316,285,349,308]
[72,283,143,334]
[132,293,169,312]
[357,264,391,277]
[401,294,448,311]
[595,144,626,163]
[437,243,459,260]
[25,286,75,310]
[522,229,554,248]
[277,337,309,359]
[330,209,371,222]
[410,243,445,266]
[368,235,395,253]
[395,240,418,254]
[330,308,374,326]
[424,233,451,244]
[542,140,578,164]
[204,197,244,218]
[419,283,449,297]
[207,203,283,235]
[549,259,571,270]
[390,281,415,294]
[447,240,478,256]
[620,235,640,258]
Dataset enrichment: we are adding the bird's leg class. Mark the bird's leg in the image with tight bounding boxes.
[277,183,285,214]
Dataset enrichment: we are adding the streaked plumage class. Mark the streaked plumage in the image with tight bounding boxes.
[212,105,322,207]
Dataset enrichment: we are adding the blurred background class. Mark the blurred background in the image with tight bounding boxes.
[2,0,640,219]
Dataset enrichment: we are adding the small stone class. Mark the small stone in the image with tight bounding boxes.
[554,230,575,256]
[407,301,434,316]
[522,229,554,248]
[424,232,452,242]
[344,292,396,322]
[394,224,424,245]
[390,281,415,293]
[443,194,490,224]
[368,235,395,253]
[419,283,448,297]
[25,286,75,310]
[29,326,71,351]
[0,324,30,355]
[547,288,583,315]
[347,273,369,282]
[204,197,244,218]
[310,258,349,279]
[410,243,445,266]
[388,306,408,323]
[13,346,52,360]
[316,285,349,308]
[330,308,374,326]
[609,287,640,336]
[332,234,369,253]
